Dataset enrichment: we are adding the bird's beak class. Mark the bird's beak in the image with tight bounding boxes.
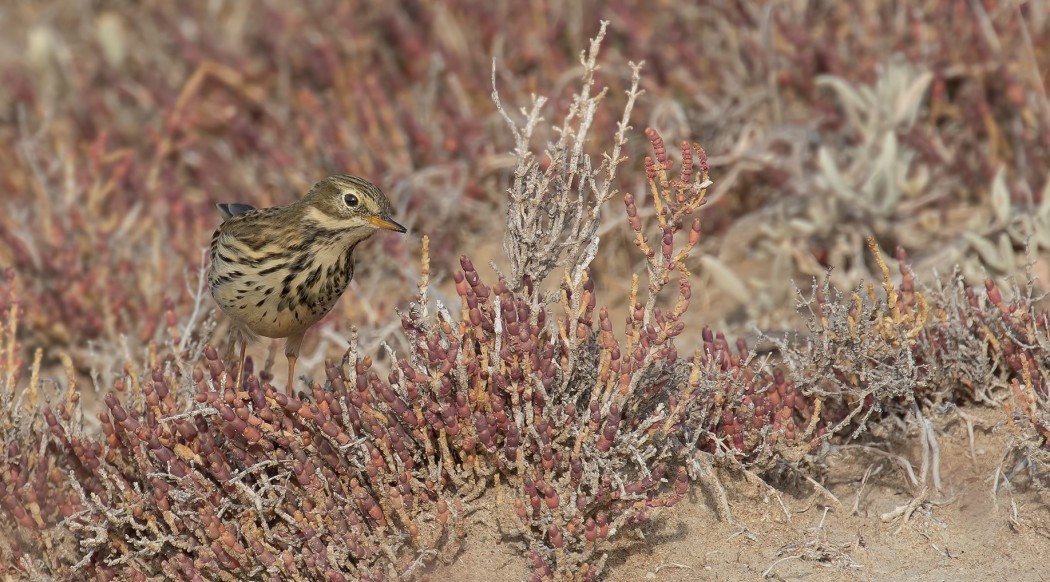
[369,214,407,233]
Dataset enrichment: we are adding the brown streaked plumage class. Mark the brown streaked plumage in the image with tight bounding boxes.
[208,175,406,394]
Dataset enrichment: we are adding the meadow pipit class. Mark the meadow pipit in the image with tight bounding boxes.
[208,175,406,394]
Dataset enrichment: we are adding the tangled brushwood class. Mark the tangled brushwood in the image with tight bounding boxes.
[1,21,1049,582]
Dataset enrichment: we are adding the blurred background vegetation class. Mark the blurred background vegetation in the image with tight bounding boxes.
[3,1,1048,383]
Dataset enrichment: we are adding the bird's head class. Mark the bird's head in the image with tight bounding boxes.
[302,175,407,235]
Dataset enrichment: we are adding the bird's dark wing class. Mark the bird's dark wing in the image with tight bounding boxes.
[216,203,257,220]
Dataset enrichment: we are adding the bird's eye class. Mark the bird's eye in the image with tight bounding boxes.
[343,193,359,207]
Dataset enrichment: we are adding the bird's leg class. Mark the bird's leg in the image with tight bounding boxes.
[285,332,305,397]
[286,355,296,397]
[235,341,247,389]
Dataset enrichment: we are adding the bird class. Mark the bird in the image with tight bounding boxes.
[207,175,406,395]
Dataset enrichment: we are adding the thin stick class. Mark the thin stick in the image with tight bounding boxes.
[851,464,878,516]
[235,341,246,390]
[178,248,210,353]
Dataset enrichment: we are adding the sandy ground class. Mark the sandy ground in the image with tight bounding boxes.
[434,406,1050,581]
